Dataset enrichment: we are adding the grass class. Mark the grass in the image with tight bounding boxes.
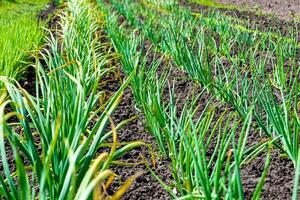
[190,0,235,9]
[0,0,48,82]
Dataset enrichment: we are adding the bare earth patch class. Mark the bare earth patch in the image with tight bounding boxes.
[217,0,300,20]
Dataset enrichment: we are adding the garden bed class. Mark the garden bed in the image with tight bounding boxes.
[216,0,300,20]
[1,0,300,199]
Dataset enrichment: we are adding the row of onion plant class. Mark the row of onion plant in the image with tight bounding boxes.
[99,0,300,198]
[0,0,145,199]
[98,2,272,199]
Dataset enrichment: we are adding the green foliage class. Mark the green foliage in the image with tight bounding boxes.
[0,0,144,199]
[1,0,299,198]
[0,0,48,82]
[99,0,300,198]
[99,3,273,199]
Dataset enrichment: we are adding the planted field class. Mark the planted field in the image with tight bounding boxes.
[1,0,300,199]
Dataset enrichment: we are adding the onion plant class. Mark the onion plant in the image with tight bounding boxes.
[105,0,300,139]
[0,0,146,199]
[99,5,273,198]
[254,51,300,199]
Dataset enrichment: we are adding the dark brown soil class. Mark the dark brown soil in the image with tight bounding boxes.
[94,50,171,199]
[179,0,300,40]
[38,0,57,22]
[217,0,300,21]
[19,0,59,96]
[18,66,36,96]
[104,78,172,199]
[241,149,296,199]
